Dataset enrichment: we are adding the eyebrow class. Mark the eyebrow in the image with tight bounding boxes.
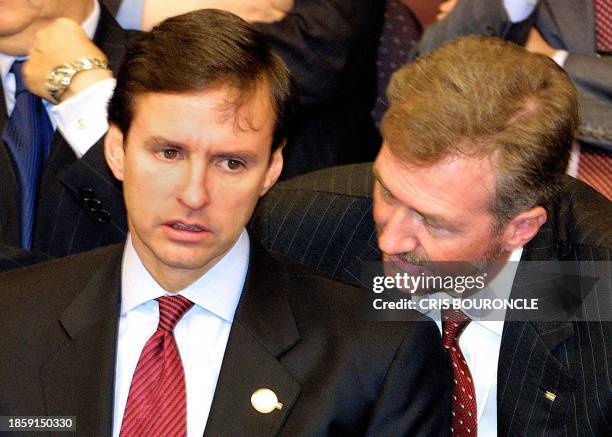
[143,136,186,150]
[371,164,453,227]
[142,137,259,161]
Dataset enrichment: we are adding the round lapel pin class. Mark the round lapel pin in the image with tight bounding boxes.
[251,388,283,413]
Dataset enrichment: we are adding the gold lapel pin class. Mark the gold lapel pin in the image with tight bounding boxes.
[251,388,283,413]
[544,390,556,402]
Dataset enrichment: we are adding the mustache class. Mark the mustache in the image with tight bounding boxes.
[397,252,429,266]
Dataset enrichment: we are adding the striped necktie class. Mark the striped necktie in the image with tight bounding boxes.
[120,295,194,436]
[2,60,53,249]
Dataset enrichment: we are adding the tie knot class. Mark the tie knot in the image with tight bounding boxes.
[441,309,470,349]
[156,295,194,333]
[9,60,27,96]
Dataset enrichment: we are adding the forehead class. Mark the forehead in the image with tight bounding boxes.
[129,86,276,148]
[374,143,497,220]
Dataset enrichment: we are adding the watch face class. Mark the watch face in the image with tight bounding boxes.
[46,66,76,102]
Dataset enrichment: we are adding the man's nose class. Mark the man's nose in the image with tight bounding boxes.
[177,162,210,210]
[377,208,419,256]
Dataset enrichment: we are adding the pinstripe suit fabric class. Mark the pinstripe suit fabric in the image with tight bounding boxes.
[251,162,612,436]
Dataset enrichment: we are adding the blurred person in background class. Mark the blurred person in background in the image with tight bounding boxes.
[415,0,612,199]
[0,0,136,271]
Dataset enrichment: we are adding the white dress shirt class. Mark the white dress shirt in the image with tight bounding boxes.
[112,230,249,437]
[0,0,116,158]
[421,248,523,437]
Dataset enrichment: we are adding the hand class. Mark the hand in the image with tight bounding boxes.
[23,18,112,103]
[524,27,556,58]
[436,0,458,22]
[142,0,295,31]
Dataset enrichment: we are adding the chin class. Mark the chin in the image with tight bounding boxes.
[157,250,212,271]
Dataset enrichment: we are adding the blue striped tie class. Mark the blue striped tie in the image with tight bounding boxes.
[2,60,54,249]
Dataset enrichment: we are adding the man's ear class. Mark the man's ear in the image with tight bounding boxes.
[105,124,125,181]
[260,142,285,196]
[500,206,547,251]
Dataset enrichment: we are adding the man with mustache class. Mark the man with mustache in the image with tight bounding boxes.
[253,36,612,435]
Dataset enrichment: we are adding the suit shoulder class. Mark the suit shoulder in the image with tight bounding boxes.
[270,163,374,198]
[0,244,123,302]
[557,178,612,251]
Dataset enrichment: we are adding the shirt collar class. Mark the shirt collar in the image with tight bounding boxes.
[0,0,100,81]
[120,229,250,322]
[418,247,524,336]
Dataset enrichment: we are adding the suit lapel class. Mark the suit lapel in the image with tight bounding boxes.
[92,4,133,73]
[497,320,575,436]
[497,193,577,436]
[41,247,122,436]
[204,241,301,436]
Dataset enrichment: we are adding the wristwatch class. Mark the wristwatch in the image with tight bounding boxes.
[45,57,110,104]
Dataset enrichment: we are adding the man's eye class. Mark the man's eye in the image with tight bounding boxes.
[425,221,441,231]
[221,159,245,171]
[425,221,451,235]
[228,159,241,170]
[379,184,394,200]
[160,149,181,160]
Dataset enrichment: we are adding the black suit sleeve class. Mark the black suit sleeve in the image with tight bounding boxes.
[254,0,383,105]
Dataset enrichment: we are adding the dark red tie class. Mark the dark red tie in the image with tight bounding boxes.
[594,0,612,52]
[442,309,477,437]
[120,295,194,437]
[577,144,612,200]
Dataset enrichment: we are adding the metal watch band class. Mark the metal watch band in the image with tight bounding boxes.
[45,57,111,104]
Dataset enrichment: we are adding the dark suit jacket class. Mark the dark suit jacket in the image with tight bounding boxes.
[251,163,612,436]
[0,5,133,264]
[0,238,451,436]
[255,0,386,178]
[415,0,612,151]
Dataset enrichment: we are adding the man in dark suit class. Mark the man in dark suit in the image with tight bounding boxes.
[0,0,134,269]
[252,36,612,435]
[0,10,450,436]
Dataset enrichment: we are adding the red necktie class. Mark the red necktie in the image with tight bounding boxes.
[577,144,612,200]
[120,295,194,437]
[442,309,477,437]
[594,0,612,52]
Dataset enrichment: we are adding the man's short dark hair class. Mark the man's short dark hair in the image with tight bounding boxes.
[108,9,297,150]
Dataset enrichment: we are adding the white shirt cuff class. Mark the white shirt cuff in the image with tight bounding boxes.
[552,49,570,67]
[50,77,116,158]
[503,0,538,22]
